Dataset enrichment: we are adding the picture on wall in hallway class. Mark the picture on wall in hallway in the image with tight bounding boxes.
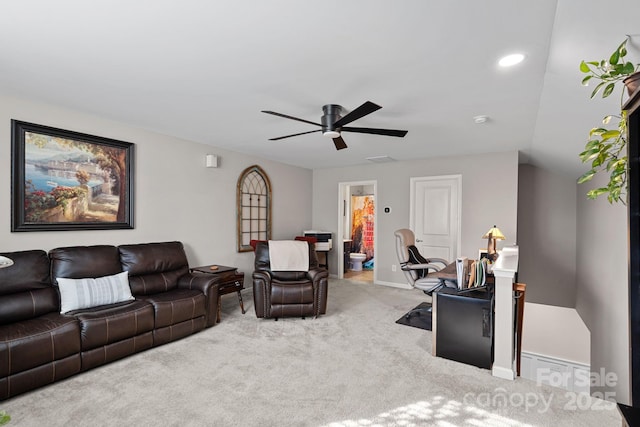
[351,195,374,269]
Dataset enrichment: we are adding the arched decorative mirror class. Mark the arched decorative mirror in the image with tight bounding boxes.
[237,165,272,252]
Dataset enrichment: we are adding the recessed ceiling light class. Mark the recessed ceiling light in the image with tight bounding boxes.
[498,53,525,67]
[473,115,489,124]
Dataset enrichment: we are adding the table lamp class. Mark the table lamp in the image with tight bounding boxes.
[482,225,505,261]
[0,256,14,269]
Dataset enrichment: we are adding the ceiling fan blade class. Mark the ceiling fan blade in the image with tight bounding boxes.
[268,129,322,141]
[341,126,408,138]
[333,101,382,127]
[333,136,348,150]
[261,110,322,127]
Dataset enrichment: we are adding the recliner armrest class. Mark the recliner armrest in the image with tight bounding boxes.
[307,268,329,283]
[252,270,272,283]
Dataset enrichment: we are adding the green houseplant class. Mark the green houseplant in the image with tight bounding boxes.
[578,38,640,204]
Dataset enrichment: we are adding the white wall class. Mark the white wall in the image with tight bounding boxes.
[575,172,629,403]
[517,165,577,307]
[312,151,519,283]
[0,95,313,277]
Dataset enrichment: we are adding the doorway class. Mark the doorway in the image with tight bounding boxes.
[337,180,377,283]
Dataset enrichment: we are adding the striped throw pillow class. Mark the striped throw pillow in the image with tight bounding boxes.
[57,271,134,314]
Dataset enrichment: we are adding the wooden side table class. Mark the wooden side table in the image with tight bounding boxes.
[191,265,245,323]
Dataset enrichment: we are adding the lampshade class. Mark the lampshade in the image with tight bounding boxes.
[0,255,14,269]
[482,226,505,240]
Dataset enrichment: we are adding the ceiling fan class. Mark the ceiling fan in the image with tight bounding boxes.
[261,101,408,150]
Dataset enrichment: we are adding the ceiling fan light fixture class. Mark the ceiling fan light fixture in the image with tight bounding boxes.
[323,130,340,138]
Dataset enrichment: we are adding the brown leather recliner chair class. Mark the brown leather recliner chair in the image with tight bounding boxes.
[252,241,328,319]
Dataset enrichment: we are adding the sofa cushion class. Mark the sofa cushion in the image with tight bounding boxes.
[57,271,134,314]
[139,289,206,328]
[69,300,155,351]
[119,242,189,295]
[0,250,57,324]
[271,280,315,304]
[0,312,81,377]
[50,245,122,281]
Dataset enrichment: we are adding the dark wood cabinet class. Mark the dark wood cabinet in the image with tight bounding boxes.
[625,86,640,408]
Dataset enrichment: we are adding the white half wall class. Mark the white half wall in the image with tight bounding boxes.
[522,302,590,365]
[0,94,313,277]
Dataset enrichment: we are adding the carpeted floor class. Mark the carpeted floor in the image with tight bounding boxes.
[1,279,621,426]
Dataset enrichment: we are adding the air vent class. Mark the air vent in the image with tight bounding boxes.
[365,155,395,163]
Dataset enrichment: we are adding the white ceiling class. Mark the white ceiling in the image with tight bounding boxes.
[1,0,639,175]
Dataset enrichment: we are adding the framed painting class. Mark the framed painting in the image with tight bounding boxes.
[11,120,135,231]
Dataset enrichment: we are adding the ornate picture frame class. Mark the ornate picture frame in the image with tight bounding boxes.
[11,120,135,231]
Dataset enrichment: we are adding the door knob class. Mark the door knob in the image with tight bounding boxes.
[416,239,423,242]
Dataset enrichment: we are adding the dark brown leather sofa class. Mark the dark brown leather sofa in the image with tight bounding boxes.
[252,240,328,319]
[0,241,220,400]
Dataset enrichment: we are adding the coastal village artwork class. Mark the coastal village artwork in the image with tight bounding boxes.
[12,120,134,231]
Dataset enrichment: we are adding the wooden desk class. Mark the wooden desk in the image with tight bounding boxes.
[191,265,245,323]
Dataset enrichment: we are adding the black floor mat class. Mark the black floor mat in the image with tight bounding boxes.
[395,302,432,331]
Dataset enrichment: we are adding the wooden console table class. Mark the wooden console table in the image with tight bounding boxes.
[191,265,245,323]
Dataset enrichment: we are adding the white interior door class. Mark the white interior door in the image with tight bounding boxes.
[410,175,461,262]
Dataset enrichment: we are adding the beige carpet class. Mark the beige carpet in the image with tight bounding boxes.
[2,279,621,426]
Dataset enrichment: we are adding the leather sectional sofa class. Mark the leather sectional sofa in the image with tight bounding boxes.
[0,241,220,400]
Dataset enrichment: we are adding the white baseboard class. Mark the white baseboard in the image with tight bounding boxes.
[492,365,515,380]
[373,280,412,289]
[520,351,590,394]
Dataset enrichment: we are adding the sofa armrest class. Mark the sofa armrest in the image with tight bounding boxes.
[178,273,220,327]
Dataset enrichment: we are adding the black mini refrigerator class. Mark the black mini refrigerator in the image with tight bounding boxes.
[432,289,493,369]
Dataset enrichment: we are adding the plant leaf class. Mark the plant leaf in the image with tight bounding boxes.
[580,61,591,73]
[579,148,599,162]
[590,81,606,98]
[622,62,635,75]
[601,130,621,140]
[602,82,616,98]
[618,40,628,58]
[587,187,608,199]
[610,49,620,65]
[581,75,592,86]
[584,139,600,150]
[590,127,608,136]
[577,170,596,184]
